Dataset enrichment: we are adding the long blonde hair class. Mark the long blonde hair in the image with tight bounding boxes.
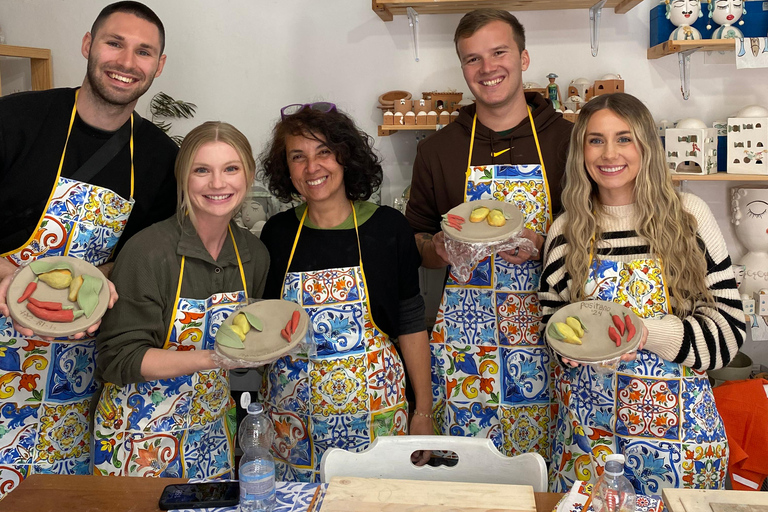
[562,93,713,317]
[175,121,256,224]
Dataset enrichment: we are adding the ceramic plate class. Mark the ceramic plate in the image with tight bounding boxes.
[7,256,110,338]
[545,300,644,363]
[216,299,309,363]
[441,199,524,243]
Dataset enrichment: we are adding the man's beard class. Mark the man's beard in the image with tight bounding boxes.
[85,55,153,107]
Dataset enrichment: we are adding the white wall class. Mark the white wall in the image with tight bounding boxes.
[2,0,767,363]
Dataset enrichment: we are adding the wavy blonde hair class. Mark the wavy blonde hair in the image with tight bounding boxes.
[562,93,713,317]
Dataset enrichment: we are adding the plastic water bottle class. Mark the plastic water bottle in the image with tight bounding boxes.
[238,402,276,512]
[591,454,636,512]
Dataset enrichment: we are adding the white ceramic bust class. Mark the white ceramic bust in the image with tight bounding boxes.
[666,0,703,41]
[732,186,768,296]
[707,0,745,39]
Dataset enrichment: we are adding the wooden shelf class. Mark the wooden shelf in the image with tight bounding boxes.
[647,39,735,59]
[373,0,643,21]
[0,44,53,95]
[378,124,440,136]
[671,173,768,182]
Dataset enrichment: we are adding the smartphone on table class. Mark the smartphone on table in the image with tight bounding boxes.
[158,481,239,510]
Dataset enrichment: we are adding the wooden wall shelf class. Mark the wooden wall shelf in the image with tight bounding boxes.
[373,0,643,21]
[671,173,768,182]
[647,39,736,60]
[0,44,53,95]
[378,124,440,136]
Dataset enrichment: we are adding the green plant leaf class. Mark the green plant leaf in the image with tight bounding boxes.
[216,323,244,349]
[77,274,103,318]
[29,260,73,275]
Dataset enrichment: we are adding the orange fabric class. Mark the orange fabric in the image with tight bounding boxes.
[712,378,768,491]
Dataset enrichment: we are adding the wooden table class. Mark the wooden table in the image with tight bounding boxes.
[0,474,565,512]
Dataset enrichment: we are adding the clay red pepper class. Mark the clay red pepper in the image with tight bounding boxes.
[608,326,621,347]
[624,314,636,341]
[17,278,38,303]
[280,327,291,342]
[446,214,465,231]
[611,314,625,336]
[290,310,300,334]
[26,303,82,323]
[27,297,64,311]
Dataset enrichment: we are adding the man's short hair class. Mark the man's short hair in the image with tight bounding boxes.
[454,9,526,57]
[91,1,166,54]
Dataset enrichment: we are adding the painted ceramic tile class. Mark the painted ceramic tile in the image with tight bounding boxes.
[0,407,38,464]
[45,340,97,402]
[123,381,192,432]
[617,437,681,493]
[33,455,90,476]
[301,268,361,306]
[444,343,499,404]
[49,178,89,222]
[680,441,727,489]
[189,370,230,427]
[310,303,366,357]
[440,289,495,345]
[282,273,302,304]
[445,401,500,438]
[494,258,541,292]
[430,343,446,405]
[494,164,543,179]
[681,377,724,444]
[585,259,621,301]
[0,338,51,404]
[618,351,682,378]
[446,256,492,287]
[275,461,315,483]
[168,299,207,350]
[181,416,233,479]
[501,347,550,405]
[93,429,126,474]
[270,409,312,468]
[366,345,405,410]
[466,180,493,201]
[499,403,551,458]
[67,223,119,265]
[125,430,183,477]
[492,180,548,235]
[35,400,89,465]
[615,375,680,440]
[617,260,668,319]
[310,355,368,416]
[564,366,615,431]
[497,292,541,347]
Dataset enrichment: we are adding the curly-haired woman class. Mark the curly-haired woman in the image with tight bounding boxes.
[258,103,432,482]
[539,93,745,493]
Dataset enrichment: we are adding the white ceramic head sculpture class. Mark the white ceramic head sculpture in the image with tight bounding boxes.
[707,0,745,39]
[732,186,768,295]
[666,0,704,40]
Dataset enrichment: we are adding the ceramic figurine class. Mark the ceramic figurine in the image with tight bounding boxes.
[546,73,562,111]
[707,0,745,39]
[732,186,768,296]
[666,0,704,41]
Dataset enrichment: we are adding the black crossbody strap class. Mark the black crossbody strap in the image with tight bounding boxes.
[69,112,142,184]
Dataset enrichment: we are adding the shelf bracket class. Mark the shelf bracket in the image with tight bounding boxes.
[407,7,419,62]
[677,49,696,100]
[589,0,608,57]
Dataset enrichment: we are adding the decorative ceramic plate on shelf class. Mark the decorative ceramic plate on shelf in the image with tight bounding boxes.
[544,300,644,363]
[215,299,309,363]
[441,199,524,243]
[7,256,110,338]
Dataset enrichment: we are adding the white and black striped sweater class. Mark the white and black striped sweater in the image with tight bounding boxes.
[539,193,745,371]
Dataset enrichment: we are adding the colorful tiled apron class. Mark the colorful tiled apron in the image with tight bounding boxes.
[93,227,246,479]
[262,203,407,482]
[549,255,728,494]
[431,109,556,461]
[0,90,135,498]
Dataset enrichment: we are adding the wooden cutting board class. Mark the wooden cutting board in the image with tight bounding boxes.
[663,488,768,512]
[320,476,537,512]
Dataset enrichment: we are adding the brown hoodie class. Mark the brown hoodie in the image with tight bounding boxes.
[406,92,572,234]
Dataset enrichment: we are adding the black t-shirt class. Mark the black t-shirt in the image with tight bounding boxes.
[0,87,178,255]
[260,205,424,339]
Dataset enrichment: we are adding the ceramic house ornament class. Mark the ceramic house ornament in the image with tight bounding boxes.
[727,105,768,175]
[707,0,745,39]
[568,78,590,99]
[665,118,718,174]
[732,186,768,296]
[666,0,704,40]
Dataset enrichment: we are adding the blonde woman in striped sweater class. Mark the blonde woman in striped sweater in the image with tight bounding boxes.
[540,93,745,494]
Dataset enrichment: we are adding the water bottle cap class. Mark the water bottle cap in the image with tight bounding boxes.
[604,454,626,476]
[247,402,264,415]
[606,454,625,464]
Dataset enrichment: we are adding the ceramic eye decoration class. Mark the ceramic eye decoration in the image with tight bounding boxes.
[731,186,768,296]
[666,0,704,40]
[708,0,745,39]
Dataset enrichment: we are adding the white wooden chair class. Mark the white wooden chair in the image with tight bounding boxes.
[319,435,548,491]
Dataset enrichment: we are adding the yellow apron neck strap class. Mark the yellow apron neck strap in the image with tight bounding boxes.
[463,114,478,192]
[163,226,247,347]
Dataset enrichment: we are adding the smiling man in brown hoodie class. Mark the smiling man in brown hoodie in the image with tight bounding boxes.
[405,9,572,463]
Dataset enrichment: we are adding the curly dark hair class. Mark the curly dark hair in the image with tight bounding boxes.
[259,107,383,203]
